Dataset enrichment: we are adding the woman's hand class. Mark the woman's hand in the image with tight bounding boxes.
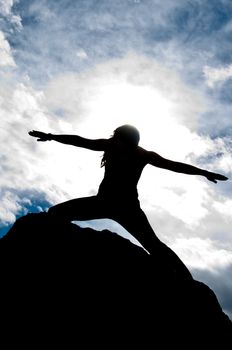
[206,172,228,184]
[28,130,52,142]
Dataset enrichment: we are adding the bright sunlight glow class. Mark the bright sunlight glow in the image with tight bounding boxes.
[80,82,175,148]
[43,78,210,229]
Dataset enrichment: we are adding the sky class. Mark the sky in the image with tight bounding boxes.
[0,0,232,319]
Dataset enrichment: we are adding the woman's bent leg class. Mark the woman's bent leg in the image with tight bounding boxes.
[48,196,106,222]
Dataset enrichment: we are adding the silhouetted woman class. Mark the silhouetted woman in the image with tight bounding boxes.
[29,125,228,279]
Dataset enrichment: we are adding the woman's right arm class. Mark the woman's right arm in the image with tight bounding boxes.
[28,130,108,151]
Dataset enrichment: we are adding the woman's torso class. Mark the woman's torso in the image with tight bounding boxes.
[97,140,147,203]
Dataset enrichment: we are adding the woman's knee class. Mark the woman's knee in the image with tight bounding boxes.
[48,203,67,218]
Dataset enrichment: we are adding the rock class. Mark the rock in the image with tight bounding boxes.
[0,213,231,346]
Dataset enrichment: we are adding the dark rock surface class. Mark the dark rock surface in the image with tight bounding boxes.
[1,213,231,346]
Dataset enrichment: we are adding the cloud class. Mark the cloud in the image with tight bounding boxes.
[76,49,88,60]
[0,190,21,224]
[0,74,71,225]
[0,0,22,29]
[44,53,206,132]
[0,30,16,66]
[0,0,15,16]
[3,1,194,83]
[203,64,232,88]
[171,237,232,272]
[213,198,232,221]
[5,0,231,144]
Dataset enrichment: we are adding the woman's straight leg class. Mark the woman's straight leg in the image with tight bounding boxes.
[113,205,192,280]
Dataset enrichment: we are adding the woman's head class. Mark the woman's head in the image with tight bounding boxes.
[101,125,140,167]
[112,124,140,146]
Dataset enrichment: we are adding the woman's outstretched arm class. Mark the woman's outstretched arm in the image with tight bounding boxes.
[28,130,108,151]
[146,150,228,184]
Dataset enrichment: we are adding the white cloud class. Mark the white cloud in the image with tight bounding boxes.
[76,49,88,60]
[213,199,232,220]
[28,1,56,22]
[171,237,232,272]
[203,64,232,88]
[145,176,209,227]
[0,191,21,224]
[0,30,16,67]
[0,78,69,225]
[0,0,14,16]
[44,53,205,133]
[216,151,232,174]
[10,13,22,28]
[0,0,22,29]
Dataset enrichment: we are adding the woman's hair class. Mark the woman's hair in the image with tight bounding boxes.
[101,124,140,167]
